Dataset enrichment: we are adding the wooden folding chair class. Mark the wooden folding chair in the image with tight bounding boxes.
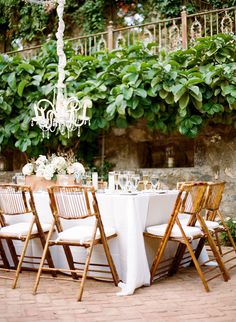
[33,185,119,301]
[144,182,230,292]
[0,184,55,288]
[194,182,236,275]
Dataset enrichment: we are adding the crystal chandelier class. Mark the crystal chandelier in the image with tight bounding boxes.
[25,0,92,137]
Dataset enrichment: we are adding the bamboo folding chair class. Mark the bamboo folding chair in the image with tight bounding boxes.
[193,182,236,276]
[0,184,55,288]
[144,182,230,292]
[33,185,119,301]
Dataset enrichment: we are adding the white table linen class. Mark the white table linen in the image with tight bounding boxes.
[3,190,180,295]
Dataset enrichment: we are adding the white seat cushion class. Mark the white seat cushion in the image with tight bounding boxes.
[196,220,220,229]
[146,223,202,238]
[178,215,221,230]
[56,225,116,244]
[0,222,51,238]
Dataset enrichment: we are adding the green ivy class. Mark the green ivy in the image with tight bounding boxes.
[0,33,236,162]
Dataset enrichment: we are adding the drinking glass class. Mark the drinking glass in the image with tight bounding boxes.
[118,173,128,192]
[142,171,150,191]
[114,171,119,191]
[86,172,92,186]
[74,172,83,184]
[129,174,140,192]
[150,174,159,190]
[16,173,25,185]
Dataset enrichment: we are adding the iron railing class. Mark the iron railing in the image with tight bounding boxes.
[4,6,236,58]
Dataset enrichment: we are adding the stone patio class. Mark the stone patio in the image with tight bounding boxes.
[0,266,236,322]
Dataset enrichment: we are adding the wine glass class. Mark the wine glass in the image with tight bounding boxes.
[150,174,159,190]
[129,174,140,192]
[16,173,25,185]
[142,171,150,191]
[118,173,128,192]
[114,171,119,191]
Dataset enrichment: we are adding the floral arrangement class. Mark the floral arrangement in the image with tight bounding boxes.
[22,154,85,181]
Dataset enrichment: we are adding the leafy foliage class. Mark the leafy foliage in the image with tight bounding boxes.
[0,34,235,162]
[221,218,236,244]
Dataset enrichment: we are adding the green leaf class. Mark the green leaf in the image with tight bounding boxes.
[115,94,124,106]
[189,85,200,96]
[134,88,147,98]
[190,115,202,125]
[179,93,189,109]
[17,79,28,97]
[106,102,116,116]
[165,93,174,105]
[7,72,17,91]
[116,117,128,128]
[151,76,161,88]
[174,86,186,103]
[159,89,168,99]
[128,106,144,119]
[18,63,35,74]
[123,87,133,100]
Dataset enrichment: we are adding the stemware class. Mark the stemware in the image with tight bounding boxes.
[129,174,140,192]
[114,171,119,191]
[16,173,25,185]
[118,173,128,192]
[142,171,150,191]
[150,174,159,190]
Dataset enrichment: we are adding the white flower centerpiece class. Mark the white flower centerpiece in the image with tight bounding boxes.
[22,154,85,191]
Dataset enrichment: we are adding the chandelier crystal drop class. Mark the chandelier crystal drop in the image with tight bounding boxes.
[25,0,92,137]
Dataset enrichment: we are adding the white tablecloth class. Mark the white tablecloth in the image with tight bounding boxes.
[4,190,180,295]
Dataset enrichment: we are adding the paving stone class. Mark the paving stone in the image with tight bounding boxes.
[0,269,236,321]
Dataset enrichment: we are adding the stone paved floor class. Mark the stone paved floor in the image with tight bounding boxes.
[0,266,236,322]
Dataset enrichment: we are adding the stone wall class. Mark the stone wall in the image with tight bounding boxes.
[0,123,236,217]
[101,122,236,218]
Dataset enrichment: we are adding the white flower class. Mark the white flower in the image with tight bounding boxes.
[67,165,75,174]
[35,155,47,165]
[43,164,55,180]
[35,166,46,177]
[71,162,85,174]
[51,156,67,172]
[22,163,34,176]
[22,154,85,181]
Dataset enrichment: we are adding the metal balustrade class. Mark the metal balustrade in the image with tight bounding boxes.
[3,6,236,58]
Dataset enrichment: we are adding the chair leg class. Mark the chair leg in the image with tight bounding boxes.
[33,223,55,294]
[102,239,119,286]
[168,244,187,276]
[0,240,10,268]
[12,232,33,289]
[77,244,95,302]
[99,224,119,285]
[62,245,79,280]
[6,240,19,269]
[38,234,56,277]
[215,232,223,255]
[150,235,171,283]
[184,239,210,292]
[206,232,230,282]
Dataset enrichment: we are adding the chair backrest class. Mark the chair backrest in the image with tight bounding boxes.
[0,184,33,216]
[179,182,207,215]
[48,185,99,220]
[203,182,225,221]
[204,182,225,211]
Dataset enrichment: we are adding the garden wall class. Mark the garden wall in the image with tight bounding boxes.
[0,124,235,218]
[101,123,236,218]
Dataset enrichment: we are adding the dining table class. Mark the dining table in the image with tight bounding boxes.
[4,188,208,296]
